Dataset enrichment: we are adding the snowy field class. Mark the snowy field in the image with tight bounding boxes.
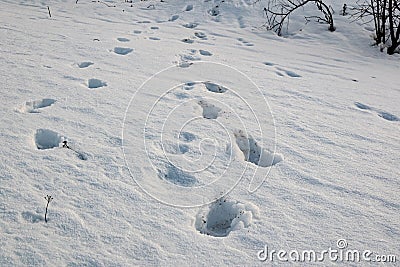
[0,0,399,265]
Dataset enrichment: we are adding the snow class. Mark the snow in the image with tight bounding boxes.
[1,0,399,265]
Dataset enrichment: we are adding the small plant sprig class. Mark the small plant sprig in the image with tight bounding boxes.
[44,195,53,223]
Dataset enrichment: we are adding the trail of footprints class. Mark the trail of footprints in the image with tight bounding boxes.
[355,102,399,122]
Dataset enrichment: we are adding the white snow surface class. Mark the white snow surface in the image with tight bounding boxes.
[1,0,399,266]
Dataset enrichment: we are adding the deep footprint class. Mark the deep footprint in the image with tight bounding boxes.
[87,78,107,89]
[195,197,258,237]
[204,82,228,93]
[35,129,62,150]
[234,129,283,167]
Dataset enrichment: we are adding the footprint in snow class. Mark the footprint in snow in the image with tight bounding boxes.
[169,15,179,21]
[195,197,259,237]
[87,78,107,89]
[77,61,94,68]
[184,4,193,11]
[378,111,399,121]
[149,37,160,41]
[179,131,197,142]
[113,47,133,55]
[150,26,159,30]
[354,102,372,110]
[204,82,228,93]
[194,32,207,40]
[199,50,212,56]
[275,67,301,78]
[34,129,62,150]
[117,37,130,42]
[133,30,142,34]
[17,98,56,113]
[183,81,195,90]
[158,162,198,187]
[234,129,283,167]
[182,22,198,29]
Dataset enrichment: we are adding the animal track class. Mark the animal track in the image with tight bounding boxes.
[87,78,107,89]
[17,98,56,113]
[158,163,197,187]
[234,130,283,167]
[77,62,94,68]
[117,37,130,42]
[149,37,160,41]
[184,4,193,11]
[354,102,372,110]
[182,22,198,29]
[133,30,142,34]
[195,197,259,237]
[199,49,212,56]
[204,82,227,93]
[150,26,159,30]
[198,100,221,119]
[113,47,133,55]
[35,129,62,150]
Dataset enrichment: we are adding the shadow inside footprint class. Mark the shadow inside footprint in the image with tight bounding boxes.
[378,112,399,121]
[204,82,227,93]
[113,47,133,55]
[88,78,107,89]
[35,129,62,150]
[234,130,283,167]
[355,102,372,110]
